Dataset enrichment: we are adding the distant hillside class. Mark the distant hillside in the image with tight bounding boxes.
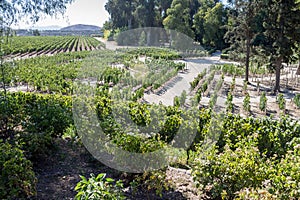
[60,24,100,31]
[34,25,62,30]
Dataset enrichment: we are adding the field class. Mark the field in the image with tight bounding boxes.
[3,36,104,59]
[1,36,300,199]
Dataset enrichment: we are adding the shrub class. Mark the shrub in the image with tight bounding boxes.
[277,93,286,111]
[226,92,234,113]
[173,96,180,107]
[266,146,300,199]
[132,170,170,197]
[0,142,37,199]
[236,187,275,200]
[202,81,208,94]
[74,173,125,200]
[259,92,267,113]
[243,93,251,114]
[237,145,300,200]
[192,138,267,199]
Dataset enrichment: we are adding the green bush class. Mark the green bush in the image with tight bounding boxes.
[236,145,300,200]
[243,92,251,113]
[19,132,53,159]
[0,142,37,199]
[74,173,125,200]
[0,92,73,138]
[226,92,234,113]
[192,137,268,199]
[235,187,275,199]
[259,92,267,112]
[173,96,180,107]
[266,146,300,199]
[277,93,286,111]
[0,92,73,159]
[132,170,170,197]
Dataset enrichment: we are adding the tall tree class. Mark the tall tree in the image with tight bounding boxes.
[105,0,138,29]
[224,0,262,83]
[163,0,194,38]
[202,2,227,49]
[154,0,173,27]
[261,0,300,92]
[105,0,172,30]
[134,0,156,27]
[193,0,226,48]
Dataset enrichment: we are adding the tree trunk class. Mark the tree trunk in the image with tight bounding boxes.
[245,37,250,84]
[274,58,282,92]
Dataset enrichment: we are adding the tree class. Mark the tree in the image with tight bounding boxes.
[193,0,220,44]
[163,0,194,38]
[134,0,157,27]
[224,0,262,84]
[261,0,300,92]
[32,29,40,36]
[105,0,172,45]
[104,0,173,30]
[202,2,227,49]
[105,0,138,29]
[156,0,173,26]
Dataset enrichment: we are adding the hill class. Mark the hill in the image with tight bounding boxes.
[34,25,62,30]
[60,24,100,31]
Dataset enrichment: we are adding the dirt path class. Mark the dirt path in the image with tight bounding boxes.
[144,56,234,106]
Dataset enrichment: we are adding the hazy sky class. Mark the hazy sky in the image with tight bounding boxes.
[13,0,110,29]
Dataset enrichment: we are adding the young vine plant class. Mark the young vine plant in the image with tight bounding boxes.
[259,91,267,113]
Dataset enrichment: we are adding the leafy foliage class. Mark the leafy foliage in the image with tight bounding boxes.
[226,91,234,113]
[0,141,37,199]
[243,92,251,113]
[259,91,267,113]
[1,0,74,27]
[74,173,125,200]
[277,93,286,111]
[192,138,267,199]
[192,114,300,199]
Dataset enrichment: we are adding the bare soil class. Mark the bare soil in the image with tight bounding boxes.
[32,139,193,200]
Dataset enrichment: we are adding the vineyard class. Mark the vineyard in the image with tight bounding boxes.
[0,36,300,199]
[2,36,104,59]
[189,63,300,119]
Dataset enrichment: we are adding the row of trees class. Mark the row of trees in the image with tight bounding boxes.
[104,0,300,92]
[226,0,300,91]
[104,0,227,49]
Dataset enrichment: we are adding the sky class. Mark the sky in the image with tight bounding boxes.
[13,0,110,29]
